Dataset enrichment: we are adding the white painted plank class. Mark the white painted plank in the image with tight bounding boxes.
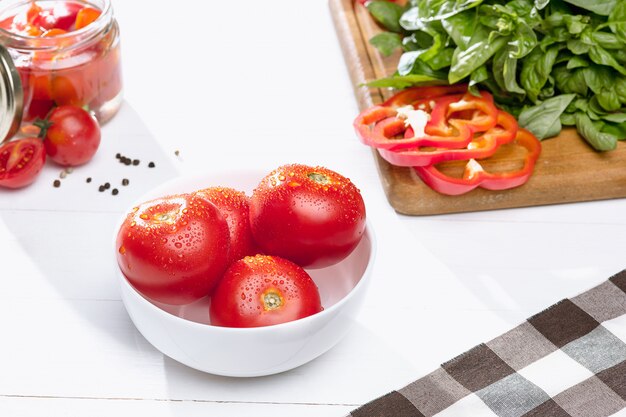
[0,397,353,417]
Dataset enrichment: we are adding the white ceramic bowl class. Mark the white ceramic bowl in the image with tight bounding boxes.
[115,169,376,377]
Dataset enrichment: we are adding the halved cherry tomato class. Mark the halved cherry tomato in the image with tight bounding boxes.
[74,7,101,30]
[0,138,46,189]
[210,255,323,328]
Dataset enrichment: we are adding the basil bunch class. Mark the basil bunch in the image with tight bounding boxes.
[367,0,626,150]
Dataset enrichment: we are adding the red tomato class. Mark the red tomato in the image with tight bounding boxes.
[249,164,366,269]
[0,138,46,189]
[209,255,323,328]
[116,194,231,305]
[40,105,101,166]
[194,187,260,265]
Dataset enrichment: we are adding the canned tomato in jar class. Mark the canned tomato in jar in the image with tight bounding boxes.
[0,0,122,142]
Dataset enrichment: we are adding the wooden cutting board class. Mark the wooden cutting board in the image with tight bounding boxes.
[329,0,626,215]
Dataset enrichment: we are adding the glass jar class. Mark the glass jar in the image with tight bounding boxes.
[0,0,122,141]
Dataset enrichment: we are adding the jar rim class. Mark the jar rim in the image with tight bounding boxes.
[0,0,113,51]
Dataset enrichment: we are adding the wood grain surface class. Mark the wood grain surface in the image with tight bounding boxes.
[329,0,626,215]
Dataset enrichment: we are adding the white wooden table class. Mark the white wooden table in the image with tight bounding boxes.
[2,1,625,416]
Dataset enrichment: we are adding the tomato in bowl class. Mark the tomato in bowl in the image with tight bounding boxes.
[114,168,376,377]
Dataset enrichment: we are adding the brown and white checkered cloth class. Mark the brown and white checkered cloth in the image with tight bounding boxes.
[350,269,626,417]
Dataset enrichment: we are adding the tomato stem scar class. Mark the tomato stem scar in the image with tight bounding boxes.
[307,172,329,184]
[262,290,284,311]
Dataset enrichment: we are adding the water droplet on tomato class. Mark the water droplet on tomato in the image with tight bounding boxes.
[175,242,182,249]
[118,246,126,255]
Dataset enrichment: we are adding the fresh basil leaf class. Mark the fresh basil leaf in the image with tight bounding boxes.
[518,94,576,139]
[403,31,437,50]
[566,55,589,69]
[449,32,508,83]
[615,77,626,103]
[441,10,477,49]
[553,66,588,96]
[535,0,550,9]
[582,65,614,94]
[602,121,626,139]
[609,1,626,43]
[493,48,526,95]
[575,112,618,151]
[470,65,489,86]
[397,49,449,77]
[597,90,621,111]
[602,112,626,123]
[589,45,626,75]
[561,112,577,125]
[426,47,455,70]
[400,6,428,31]
[369,33,403,57]
[588,95,609,115]
[587,110,603,120]
[563,15,588,34]
[539,75,556,100]
[562,0,616,17]
[367,1,405,33]
[520,46,560,102]
[365,74,447,88]
[591,32,623,49]
[398,50,427,75]
[418,0,483,22]
[509,21,538,59]
[567,39,590,54]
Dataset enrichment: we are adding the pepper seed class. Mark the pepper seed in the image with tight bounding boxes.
[112,188,119,196]
[53,180,61,188]
[122,178,129,186]
[148,162,155,168]
[86,177,92,183]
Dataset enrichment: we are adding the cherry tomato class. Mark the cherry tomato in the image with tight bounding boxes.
[249,164,367,269]
[0,138,46,189]
[209,255,323,328]
[116,194,231,305]
[194,187,260,265]
[39,105,101,166]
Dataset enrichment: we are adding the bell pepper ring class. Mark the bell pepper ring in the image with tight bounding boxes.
[382,84,469,108]
[353,91,498,151]
[378,110,518,167]
[413,128,542,195]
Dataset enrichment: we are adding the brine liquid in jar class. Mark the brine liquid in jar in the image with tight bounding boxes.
[0,0,123,125]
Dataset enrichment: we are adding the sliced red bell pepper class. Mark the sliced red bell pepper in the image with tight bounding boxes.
[382,84,469,108]
[354,91,498,151]
[413,128,542,195]
[378,110,518,167]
